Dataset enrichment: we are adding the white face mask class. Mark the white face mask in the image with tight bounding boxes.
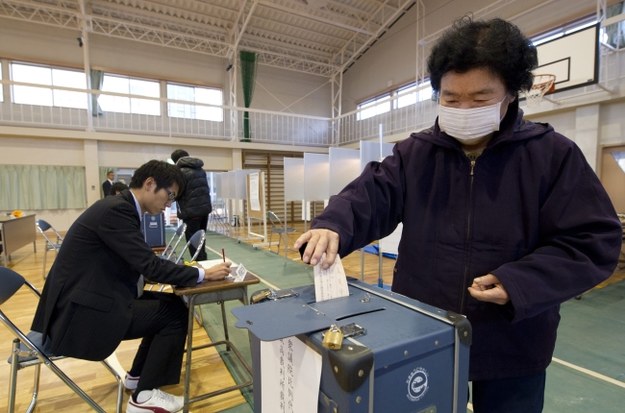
[438,98,507,145]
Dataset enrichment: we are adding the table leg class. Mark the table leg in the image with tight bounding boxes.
[183,295,196,413]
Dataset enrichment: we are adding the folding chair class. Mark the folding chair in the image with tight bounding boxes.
[0,267,124,413]
[174,229,206,264]
[161,222,187,261]
[146,230,206,294]
[267,211,296,254]
[35,219,63,279]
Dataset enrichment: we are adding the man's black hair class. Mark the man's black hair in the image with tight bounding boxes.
[110,181,128,195]
[427,17,538,97]
[129,160,185,198]
[171,149,190,164]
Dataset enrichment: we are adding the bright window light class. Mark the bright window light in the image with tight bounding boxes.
[357,94,390,120]
[100,74,160,115]
[396,81,433,109]
[612,151,625,175]
[10,62,86,108]
[167,83,223,122]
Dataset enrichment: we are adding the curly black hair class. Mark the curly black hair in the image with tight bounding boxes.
[427,17,537,96]
[129,160,185,198]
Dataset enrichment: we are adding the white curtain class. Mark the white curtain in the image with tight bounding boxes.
[0,165,87,210]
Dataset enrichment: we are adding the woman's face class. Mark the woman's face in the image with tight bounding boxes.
[439,67,511,114]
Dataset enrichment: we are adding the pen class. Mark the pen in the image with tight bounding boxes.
[222,248,226,263]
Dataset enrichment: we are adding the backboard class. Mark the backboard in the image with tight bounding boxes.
[533,23,599,94]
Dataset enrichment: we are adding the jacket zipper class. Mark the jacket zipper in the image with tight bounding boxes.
[460,153,478,313]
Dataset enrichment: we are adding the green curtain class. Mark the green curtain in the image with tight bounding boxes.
[0,165,87,210]
[90,69,104,116]
[240,51,258,142]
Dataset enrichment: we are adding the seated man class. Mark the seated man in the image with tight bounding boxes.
[32,160,231,413]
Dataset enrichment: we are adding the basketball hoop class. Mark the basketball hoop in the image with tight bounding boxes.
[523,74,556,106]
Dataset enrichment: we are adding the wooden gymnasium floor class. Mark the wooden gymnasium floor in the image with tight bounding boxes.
[1,221,623,412]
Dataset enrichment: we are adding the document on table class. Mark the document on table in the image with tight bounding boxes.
[197,259,247,282]
[313,254,349,302]
[260,336,322,413]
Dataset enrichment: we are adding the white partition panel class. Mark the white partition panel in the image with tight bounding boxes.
[329,147,360,196]
[360,140,394,171]
[234,169,251,200]
[216,171,234,199]
[284,157,304,202]
[360,141,399,261]
[304,153,329,202]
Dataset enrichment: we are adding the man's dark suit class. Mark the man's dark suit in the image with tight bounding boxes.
[102,179,113,197]
[32,190,198,387]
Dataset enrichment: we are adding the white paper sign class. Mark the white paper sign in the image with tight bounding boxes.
[260,337,322,413]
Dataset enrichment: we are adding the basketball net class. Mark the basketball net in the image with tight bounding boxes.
[523,74,556,106]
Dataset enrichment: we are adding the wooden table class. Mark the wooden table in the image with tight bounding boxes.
[0,214,36,265]
[173,272,260,412]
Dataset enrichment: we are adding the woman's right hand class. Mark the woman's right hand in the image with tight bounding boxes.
[294,228,340,269]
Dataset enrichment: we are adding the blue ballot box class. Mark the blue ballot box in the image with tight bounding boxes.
[141,212,165,248]
[232,279,471,413]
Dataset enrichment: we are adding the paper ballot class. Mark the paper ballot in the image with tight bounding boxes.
[313,254,349,302]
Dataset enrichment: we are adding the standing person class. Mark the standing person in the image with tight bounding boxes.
[171,149,212,261]
[102,170,114,197]
[295,17,622,413]
[32,160,232,413]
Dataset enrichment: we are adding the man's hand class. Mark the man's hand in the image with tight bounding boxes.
[467,273,510,305]
[294,229,339,270]
[200,261,232,281]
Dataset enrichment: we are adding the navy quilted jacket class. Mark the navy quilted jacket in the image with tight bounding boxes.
[175,156,212,221]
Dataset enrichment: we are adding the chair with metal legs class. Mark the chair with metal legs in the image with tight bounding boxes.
[267,211,296,254]
[0,266,125,413]
[174,229,206,264]
[146,229,206,294]
[35,219,63,279]
[161,222,187,261]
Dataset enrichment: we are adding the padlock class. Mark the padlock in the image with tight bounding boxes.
[322,324,344,350]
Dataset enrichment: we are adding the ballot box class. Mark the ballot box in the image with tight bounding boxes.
[141,212,165,248]
[232,278,471,413]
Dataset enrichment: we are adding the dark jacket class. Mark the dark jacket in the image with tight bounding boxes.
[312,102,622,381]
[31,190,199,361]
[102,179,112,197]
[176,156,212,221]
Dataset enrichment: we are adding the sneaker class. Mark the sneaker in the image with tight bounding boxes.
[123,373,140,391]
[126,389,184,413]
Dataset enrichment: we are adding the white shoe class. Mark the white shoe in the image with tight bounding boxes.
[126,389,184,413]
[123,373,139,391]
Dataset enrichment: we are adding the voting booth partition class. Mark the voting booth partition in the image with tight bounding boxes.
[233,279,471,413]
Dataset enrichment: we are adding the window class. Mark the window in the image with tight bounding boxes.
[357,79,433,120]
[395,80,433,109]
[10,62,86,108]
[357,93,391,120]
[612,151,625,174]
[531,15,598,46]
[99,74,160,115]
[167,83,223,121]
